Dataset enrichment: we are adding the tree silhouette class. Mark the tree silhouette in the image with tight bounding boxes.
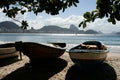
[0,0,79,29]
[0,0,120,29]
[80,0,120,28]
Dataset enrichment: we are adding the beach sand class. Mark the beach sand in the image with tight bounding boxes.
[0,52,120,80]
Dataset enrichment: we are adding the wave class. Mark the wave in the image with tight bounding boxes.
[108,45,120,53]
[0,41,14,44]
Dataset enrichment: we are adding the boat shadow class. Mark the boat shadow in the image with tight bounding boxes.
[0,57,20,67]
[1,58,67,80]
[65,62,117,80]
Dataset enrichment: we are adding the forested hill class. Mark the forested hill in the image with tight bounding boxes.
[0,21,101,34]
[0,21,23,33]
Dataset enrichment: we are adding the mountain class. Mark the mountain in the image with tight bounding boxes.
[85,29,100,34]
[37,25,76,33]
[0,21,23,32]
[0,21,101,34]
[114,32,120,34]
[0,21,20,29]
[69,24,79,32]
[36,25,100,34]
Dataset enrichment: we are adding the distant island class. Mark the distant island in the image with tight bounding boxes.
[0,21,104,34]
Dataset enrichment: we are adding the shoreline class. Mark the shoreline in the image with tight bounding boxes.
[108,52,120,57]
[0,52,120,80]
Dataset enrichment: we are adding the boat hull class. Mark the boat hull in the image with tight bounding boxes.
[0,43,19,59]
[69,52,108,60]
[71,59,105,70]
[69,52,108,69]
[15,41,66,60]
[68,41,109,69]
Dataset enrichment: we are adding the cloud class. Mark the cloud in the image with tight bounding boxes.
[86,18,120,33]
[0,9,10,22]
[45,15,83,28]
[26,15,84,29]
[0,9,120,33]
[28,16,45,29]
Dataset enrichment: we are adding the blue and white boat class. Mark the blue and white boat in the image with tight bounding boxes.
[68,41,109,69]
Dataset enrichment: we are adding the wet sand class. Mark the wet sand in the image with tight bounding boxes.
[0,52,120,80]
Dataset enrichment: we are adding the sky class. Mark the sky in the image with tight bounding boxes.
[0,0,120,33]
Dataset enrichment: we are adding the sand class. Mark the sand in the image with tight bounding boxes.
[0,52,120,80]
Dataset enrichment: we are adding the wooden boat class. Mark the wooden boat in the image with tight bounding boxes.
[68,41,109,69]
[15,41,66,60]
[0,43,19,59]
[48,42,66,48]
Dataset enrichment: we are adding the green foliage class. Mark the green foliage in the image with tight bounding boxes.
[21,20,28,29]
[0,0,120,29]
[0,0,79,29]
[80,0,120,28]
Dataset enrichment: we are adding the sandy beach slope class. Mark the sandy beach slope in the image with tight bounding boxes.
[0,52,120,80]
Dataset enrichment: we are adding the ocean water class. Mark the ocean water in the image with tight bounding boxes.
[0,33,120,53]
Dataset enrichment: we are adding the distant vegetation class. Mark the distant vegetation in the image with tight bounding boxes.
[0,21,117,34]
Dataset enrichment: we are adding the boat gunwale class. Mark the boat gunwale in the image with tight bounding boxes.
[0,47,15,50]
[0,51,18,55]
[23,42,66,50]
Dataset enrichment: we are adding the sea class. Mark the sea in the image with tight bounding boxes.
[0,33,120,53]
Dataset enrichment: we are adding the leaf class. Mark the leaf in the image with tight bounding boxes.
[79,21,83,27]
[108,18,112,22]
[3,9,7,13]
[108,18,116,24]
[83,21,86,28]
[83,12,91,19]
[21,10,26,14]
[112,19,116,24]
[112,5,117,13]
[73,2,77,7]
